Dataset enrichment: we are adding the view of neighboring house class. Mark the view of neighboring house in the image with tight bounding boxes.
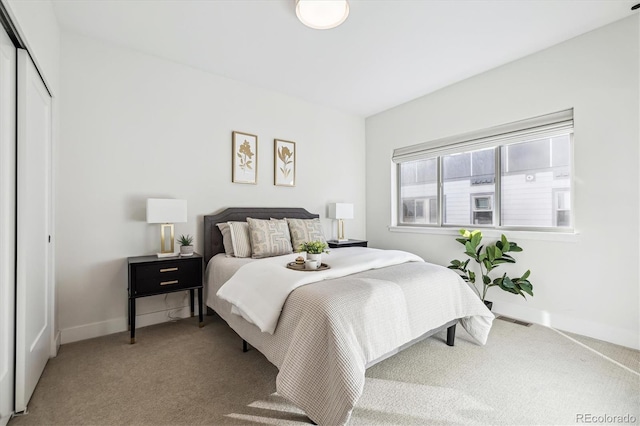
[400,133,572,228]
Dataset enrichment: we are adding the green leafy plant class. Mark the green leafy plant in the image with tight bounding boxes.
[297,240,329,255]
[448,229,533,301]
[177,234,193,247]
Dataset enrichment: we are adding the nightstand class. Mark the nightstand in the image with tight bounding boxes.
[327,239,368,248]
[127,253,204,344]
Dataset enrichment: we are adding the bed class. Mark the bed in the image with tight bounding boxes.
[203,207,493,425]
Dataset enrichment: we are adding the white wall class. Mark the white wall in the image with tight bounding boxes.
[366,16,639,349]
[58,32,366,343]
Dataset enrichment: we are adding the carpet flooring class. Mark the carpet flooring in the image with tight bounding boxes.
[9,314,639,425]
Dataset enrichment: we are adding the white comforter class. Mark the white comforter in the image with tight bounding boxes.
[216,247,423,333]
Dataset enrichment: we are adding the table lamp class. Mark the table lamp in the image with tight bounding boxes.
[329,203,354,242]
[146,198,187,257]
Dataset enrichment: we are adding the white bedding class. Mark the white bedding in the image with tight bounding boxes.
[216,247,422,333]
[206,248,494,425]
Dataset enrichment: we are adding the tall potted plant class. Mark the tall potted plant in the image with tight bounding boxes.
[448,229,533,309]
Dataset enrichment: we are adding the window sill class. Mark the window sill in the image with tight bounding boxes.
[388,225,581,243]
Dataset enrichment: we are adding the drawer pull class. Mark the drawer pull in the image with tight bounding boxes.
[160,280,179,286]
[160,267,178,273]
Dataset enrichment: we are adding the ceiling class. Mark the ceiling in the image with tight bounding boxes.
[51,0,638,117]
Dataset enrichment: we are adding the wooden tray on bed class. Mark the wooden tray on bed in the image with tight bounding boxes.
[286,262,330,272]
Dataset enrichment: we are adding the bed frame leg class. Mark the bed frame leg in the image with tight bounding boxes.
[242,339,249,353]
[446,324,456,346]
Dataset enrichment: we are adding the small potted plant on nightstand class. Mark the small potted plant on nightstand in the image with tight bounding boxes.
[178,234,194,257]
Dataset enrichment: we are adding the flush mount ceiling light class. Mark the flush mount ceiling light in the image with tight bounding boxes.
[295,0,350,30]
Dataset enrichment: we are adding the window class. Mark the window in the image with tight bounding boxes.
[551,135,570,167]
[400,158,436,185]
[471,194,493,225]
[399,158,437,224]
[393,109,573,231]
[442,148,495,226]
[502,135,571,173]
[501,136,572,227]
[554,189,571,227]
[471,149,495,177]
[428,198,437,223]
[402,197,437,224]
[443,152,470,180]
[503,137,550,173]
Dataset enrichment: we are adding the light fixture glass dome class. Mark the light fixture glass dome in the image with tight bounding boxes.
[295,0,350,30]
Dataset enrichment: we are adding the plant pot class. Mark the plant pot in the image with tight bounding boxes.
[307,252,321,265]
[483,300,493,311]
[180,245,194,256]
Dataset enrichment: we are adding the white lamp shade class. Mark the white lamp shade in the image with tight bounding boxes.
[295,0,349,30]
[146,199,187,223]
[329,203,354,220]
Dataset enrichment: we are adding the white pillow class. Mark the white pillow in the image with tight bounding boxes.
[216,223,234,257]
[227,221,252,258]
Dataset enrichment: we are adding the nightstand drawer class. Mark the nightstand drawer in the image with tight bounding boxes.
[134,275,194,295]
[131,258,201,296]
[134,260,196,281]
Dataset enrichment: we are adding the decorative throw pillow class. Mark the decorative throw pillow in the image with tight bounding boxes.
[247,217,293,259]
[286,218,326,252]
[216,223,234,257]
[227,221,252,258]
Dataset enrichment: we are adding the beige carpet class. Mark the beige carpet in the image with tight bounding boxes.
[9,314,639,425]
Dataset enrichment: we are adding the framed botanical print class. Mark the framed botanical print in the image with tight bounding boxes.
[274,139,296,187]
[232,131,258,184]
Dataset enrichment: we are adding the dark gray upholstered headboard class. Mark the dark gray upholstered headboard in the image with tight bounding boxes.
[203,207,319,264]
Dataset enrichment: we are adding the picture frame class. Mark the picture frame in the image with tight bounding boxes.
[274,139,296,187]
[232,131,258,184]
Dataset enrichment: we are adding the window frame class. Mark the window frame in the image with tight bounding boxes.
[393,110,574,233]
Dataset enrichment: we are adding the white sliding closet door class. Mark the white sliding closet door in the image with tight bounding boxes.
[0,25,16,426]
[15,49,53,413]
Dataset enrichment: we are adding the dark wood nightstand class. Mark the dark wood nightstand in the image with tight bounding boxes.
[127,253,203,344]
[327,239,368,248]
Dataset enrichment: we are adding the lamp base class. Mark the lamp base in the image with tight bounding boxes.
[337,219,348,242]
[156,252,178,258]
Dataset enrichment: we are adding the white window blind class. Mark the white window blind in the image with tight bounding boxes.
[392,109,573,163]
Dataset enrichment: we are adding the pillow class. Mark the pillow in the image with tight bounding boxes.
[216,223,234,257]
[227,221,252,258]
[247,217,293,259]
[286,218,326,251]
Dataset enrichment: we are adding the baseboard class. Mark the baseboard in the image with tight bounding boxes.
[54,329,61,355]
[492,300,639,350]
[60,306,195,345]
